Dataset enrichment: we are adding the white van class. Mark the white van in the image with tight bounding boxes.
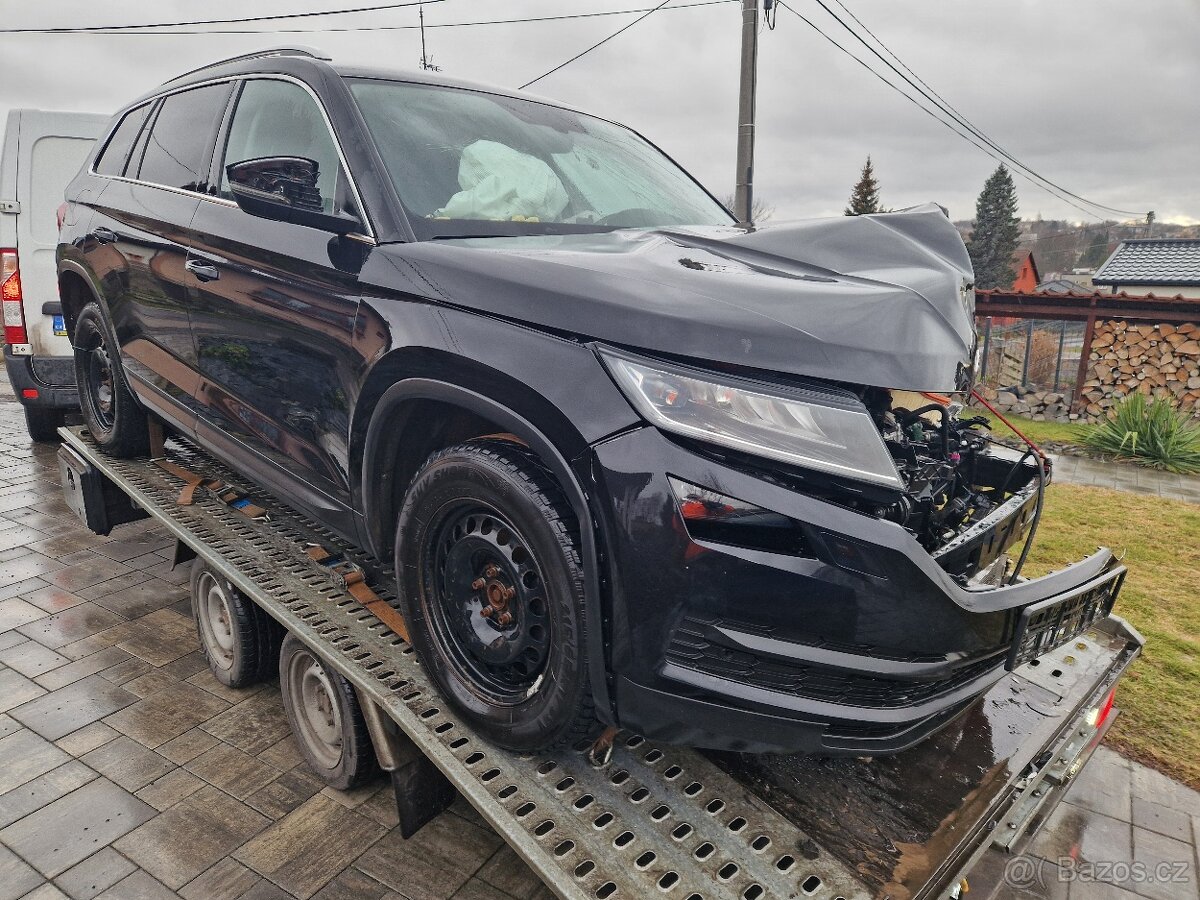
[1,109,107,440]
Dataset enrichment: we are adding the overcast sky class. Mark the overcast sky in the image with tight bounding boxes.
[2,0,1197,225]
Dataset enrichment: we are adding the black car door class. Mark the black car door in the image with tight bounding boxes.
[185,77,368,529]
[85,82,233,431]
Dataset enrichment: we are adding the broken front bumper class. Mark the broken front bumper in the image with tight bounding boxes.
[588,426,1127,755]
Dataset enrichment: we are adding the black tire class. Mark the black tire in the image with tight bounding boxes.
[190,560,279,688]
[396,439,594,752]
[73,301,149,457]
[23,406,65,443]
[278,633,380,790]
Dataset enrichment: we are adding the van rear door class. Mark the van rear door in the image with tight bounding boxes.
[9,110,105,357]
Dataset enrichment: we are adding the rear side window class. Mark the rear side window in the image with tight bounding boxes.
[137,83,232,191]
[94,104,152,176]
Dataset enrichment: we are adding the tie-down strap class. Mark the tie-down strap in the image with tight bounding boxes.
[305,545,411,643]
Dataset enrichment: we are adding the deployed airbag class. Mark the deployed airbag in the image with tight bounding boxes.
[435,140,569,221]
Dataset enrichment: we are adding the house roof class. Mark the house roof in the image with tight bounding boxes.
[1010,248,1040,282]
[1093,239,1200,286]
[1035,278,1088,294]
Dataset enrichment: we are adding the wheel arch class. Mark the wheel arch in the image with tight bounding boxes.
[357,360,615,723]
[57,261,106,340]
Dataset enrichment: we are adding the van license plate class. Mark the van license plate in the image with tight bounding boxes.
[52,315,67,336]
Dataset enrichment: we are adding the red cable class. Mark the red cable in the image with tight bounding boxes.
[970,388,1052,471]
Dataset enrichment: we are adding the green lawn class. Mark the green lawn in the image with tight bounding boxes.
[1024,483,1200,789]
[967,406,1087,448]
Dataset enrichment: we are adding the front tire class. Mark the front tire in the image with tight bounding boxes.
[396,439,594,752]
[73,301,149,457]
[23,406,64,443]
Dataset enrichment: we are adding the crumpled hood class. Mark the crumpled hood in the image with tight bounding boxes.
[375,203,976,391]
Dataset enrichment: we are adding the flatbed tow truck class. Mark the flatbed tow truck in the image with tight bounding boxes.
[56,424,1144,900]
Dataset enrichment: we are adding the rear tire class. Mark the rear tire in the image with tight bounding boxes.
[73,301,149,457]
[190,560,279,688]
[396,439,594,752]
[279,633,380,790]
[23,406,64,443]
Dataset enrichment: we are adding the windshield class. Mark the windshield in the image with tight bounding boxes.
[349,78,734,239]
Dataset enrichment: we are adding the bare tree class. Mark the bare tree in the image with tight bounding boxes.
[721,194,774,224]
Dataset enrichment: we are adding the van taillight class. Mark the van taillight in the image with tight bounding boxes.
[1,249,28,346]
[56,202,69,232]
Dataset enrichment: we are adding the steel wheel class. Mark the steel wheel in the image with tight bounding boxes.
[423,502,552,704]
[285,647,344,770]
[195,570,236,674]
[85,342,116,429]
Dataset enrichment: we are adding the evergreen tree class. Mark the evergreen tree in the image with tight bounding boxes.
[844,156,882,216]
[966,165,1021,289]
[1079,229,1111,269]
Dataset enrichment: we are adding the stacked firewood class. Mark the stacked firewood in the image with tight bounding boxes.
[1080,321,1200,418]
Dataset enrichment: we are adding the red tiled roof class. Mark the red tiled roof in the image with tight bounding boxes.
[976,288,1193,302]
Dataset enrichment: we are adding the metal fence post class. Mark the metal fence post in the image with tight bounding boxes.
[1053,320,1066,391]
[980,317,992,381]
[1021,319,1034,386]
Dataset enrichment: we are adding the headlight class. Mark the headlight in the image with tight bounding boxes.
[600,348,903,488]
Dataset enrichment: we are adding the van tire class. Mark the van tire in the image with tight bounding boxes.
[73,302,149,457]
[23,407,64,443]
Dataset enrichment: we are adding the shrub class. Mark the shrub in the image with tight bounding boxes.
[1083,394,1200,474]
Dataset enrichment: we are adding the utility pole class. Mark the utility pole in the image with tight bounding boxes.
[733,0,760,226]
[418,3,440,71]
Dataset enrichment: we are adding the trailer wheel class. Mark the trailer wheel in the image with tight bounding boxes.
[73,301,149,457]
[191,561,278,687]
[279,633,379,790]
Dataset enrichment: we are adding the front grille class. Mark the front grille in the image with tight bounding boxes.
[666,617,1004,709]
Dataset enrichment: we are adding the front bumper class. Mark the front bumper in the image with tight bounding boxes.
[4,348,78,409]
[588,426,1125,755]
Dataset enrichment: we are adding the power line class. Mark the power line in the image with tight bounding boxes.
[777,2,1132,222]
[0,1,736,36]
[0,0,450,34]
[520,0,676,90]
[809,0,1145,219]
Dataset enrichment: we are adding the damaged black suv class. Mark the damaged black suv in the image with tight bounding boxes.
[57,48,1125,754]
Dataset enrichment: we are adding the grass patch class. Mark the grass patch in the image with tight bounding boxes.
[967,407,1086,448]
[1024,483,1200,788]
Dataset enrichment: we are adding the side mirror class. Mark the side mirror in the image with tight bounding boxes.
[226,156,361,235]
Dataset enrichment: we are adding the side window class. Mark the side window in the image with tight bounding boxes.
[219,79,344,215]
[137,83,231,191]
[94,104,152,176]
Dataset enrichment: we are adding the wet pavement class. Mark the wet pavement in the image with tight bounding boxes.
[0,376,1196,900]
[1050,453,1200,503]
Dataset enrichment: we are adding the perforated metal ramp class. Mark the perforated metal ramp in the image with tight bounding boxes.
[60,427,867,900]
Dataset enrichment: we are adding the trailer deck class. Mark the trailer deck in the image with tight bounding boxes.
[58,425,1143,900]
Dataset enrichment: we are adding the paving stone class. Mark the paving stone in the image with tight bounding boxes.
[16,604,126,650]
[1131,761,1200,818]
[475,845,555,900]
[75,572,154,603]
[53,848,138,900]
[0,597,48,632]
[0,713,17,739]
[22,586,89,614]
[0,523,53,553]
[355,809,502,900]
[1132,796,1193,842]
[57,625,141,662]
[157,651,206,683]
[245,768,325,821]
[255,735,303,773]
[97,658,152,686]
[115,785,269,890]
[185,668,266,704]
[54,722,121,757]
[103,682,230,749]
[1064,747,1133,822]
[1129,826,1197,900]
[92,535,174,564]
[156,728,220,766]
[26,533,108,559]
[120,670,180,699]
[200,690,292,757]
[115,627,197,668]
[15,884,67,900]
[356,781,400,830]
[82,737,175,792]
[45,558,134,595]
[0,551,65,588]
[0,778,155,877]
[184,742,281,800]
[0,666,46,712]
[235,794,387,899]
[0,728,71,794]
[134,768,206,812]
[178,858,263,900]
[0,629,28,650]
[93,870,178,900]
[93,581,188,622]
[310,868,391,900]
[0,759,97,828]
[0,639,69,677]
[37,648,134,691]
[236,882,293,900]
[9,674,137,740]
[0,842,43,900]
[1028,801,1134,869]
[450,878,524,900]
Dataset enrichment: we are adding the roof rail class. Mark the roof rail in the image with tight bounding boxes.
[163,46,331,85]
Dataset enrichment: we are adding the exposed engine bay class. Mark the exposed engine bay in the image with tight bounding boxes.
[866,389,1043,582]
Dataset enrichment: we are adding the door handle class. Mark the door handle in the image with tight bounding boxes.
[93,227,118,244]
[185,258,220,282]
